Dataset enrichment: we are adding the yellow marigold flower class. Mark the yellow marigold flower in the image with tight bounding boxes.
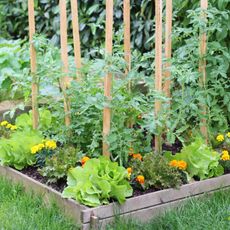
[81,156,90,166]
[37,143,45,151]
[127,167,132,174]
[127,173,131,180]
[169,160,178,168]
[222,150,229,155]
[216,134,224,142]
[136,175,145,184]
[10,125,17,131]
[177,160,187,170]
[0,121,8,126]
[127,167,132,180]
[132,153,143,161]
[31,145,39,154]
[221,153,230,161]
[227,132,230,138]
[6,124,12,129]
[45,140,57,150]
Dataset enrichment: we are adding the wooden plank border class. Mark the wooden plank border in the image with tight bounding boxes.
[81,173,230,223]
[0,166,88,224]
[0,165,230,230]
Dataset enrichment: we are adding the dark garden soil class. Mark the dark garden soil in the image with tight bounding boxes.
[19,141,184,197]
[20,166,158,197]
[20,166,67,193]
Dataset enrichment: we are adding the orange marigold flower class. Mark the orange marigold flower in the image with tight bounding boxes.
[132,153,143,161]
[136,175,145,184]
[169,160,178,168]
[177,160,187,170]
[127,167,132,174]
[81,156,90,165]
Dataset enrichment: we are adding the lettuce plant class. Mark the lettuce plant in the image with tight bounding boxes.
[0,130,43,170]
[62,156,133,207]
[165,138,224,180]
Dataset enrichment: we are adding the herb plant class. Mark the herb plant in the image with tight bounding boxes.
[39,146,79,183]
[130,153,185,190]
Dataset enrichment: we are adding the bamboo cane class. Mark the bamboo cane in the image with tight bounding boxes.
[59,0,71,126]
[103,0,113,157]
[124,0,131,74]
[199,0,208,142]
[70,0,82,78]
[163,0,172,99]
[154,0,163,153]
[28,0,39,129]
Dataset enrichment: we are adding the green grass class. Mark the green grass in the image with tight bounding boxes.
[1,177,230,230]
[0,177,79,230]
[106,189,230,230]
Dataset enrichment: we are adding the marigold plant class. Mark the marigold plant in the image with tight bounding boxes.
[216,134,224,142]
[136,175,145,184]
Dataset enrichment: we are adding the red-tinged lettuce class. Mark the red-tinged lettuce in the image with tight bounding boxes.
[165,138,224,180]
[62,156,133,207]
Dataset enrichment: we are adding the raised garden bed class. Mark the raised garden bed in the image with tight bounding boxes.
[1,165,230,230]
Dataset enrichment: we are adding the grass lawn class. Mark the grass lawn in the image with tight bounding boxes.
[0,177,78,230]
[1,176,230,230]
[107,189,230,230]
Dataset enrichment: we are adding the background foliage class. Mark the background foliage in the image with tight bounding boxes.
[0,0,229,163]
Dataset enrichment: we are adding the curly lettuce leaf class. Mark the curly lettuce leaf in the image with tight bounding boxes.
[62,156,133,207]
[165,138,224,180]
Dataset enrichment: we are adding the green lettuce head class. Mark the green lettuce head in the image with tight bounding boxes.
[62,156,133,207]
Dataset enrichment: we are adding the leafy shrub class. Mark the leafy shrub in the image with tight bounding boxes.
[0,130,43,170]
[130,153,184,190]
[165,138,224,180]
[0,0,155,55]
[39,146,78,183]
[0,38,29,101]
[62,156,133,207]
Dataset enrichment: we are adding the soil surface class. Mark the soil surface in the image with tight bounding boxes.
[20,166,158,197]
[20,166,67,193]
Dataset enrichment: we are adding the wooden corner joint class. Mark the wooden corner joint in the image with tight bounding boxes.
[90,213,99,230]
